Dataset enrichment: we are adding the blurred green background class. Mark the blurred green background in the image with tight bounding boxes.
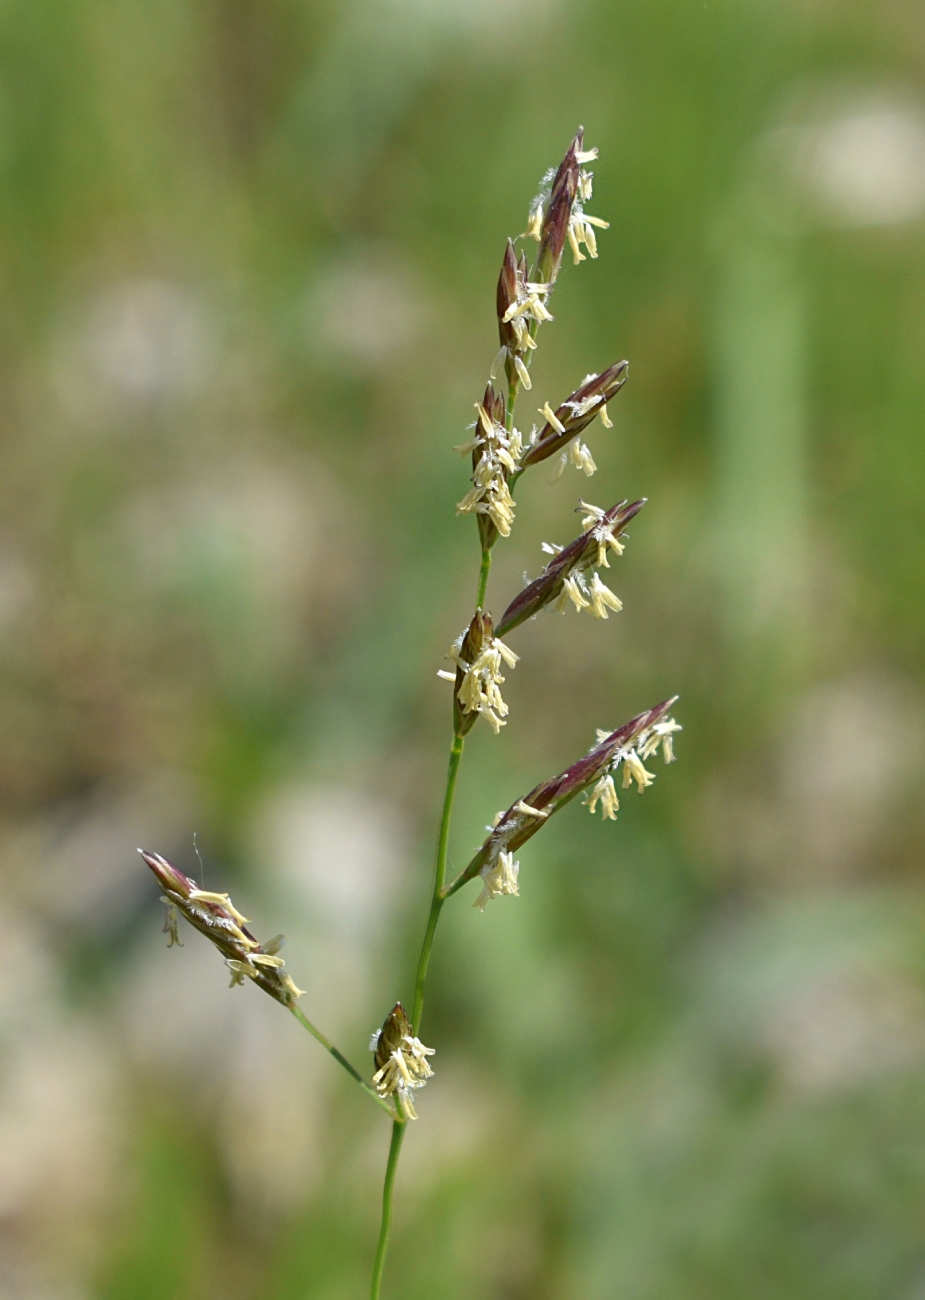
[3,0,925,1296]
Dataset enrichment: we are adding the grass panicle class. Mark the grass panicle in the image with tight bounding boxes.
[138,128,680,1300]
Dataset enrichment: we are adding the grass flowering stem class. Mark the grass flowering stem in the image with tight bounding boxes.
[137,129,680,1300]
[289,1005,395,1116]
[370,1118,407,1300]
[370,359,523,1283]
[367,129,654,1296]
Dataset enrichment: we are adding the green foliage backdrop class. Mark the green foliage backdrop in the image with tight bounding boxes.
[1,0,925,1296]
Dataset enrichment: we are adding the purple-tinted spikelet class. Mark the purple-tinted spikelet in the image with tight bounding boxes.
[453,609,494,736]
[370,1003,435,1120]
[463,381,513,554]
[521,363,629,469]
[496,497,645,636]
[139,849,304,1006]
[496,239,519,352]
[446,608,519,736]
[455,698,678,894]
[535,129,583,286]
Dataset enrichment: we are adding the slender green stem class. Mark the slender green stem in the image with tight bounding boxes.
[476,549,491,609]
[411,732,464,1032]
[370,1118,407,1300]
[505,374,520,429]
[369,735,462,1296]
[289,1004,394,1116]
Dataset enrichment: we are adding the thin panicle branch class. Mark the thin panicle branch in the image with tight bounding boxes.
[140,849,393,1113]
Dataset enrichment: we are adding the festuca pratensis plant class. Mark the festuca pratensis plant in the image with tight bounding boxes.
[139,128,680,1300]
